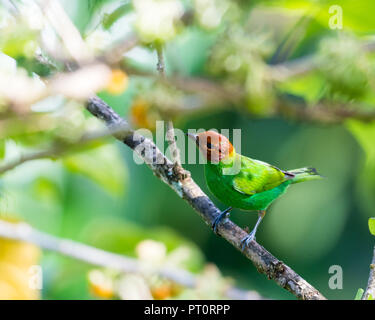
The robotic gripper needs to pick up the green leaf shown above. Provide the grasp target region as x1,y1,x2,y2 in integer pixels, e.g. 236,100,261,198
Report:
0,24,37,58
102,3,132,30
347,120,375,167
15,56,52,77
63,143,127,197
32,177,61,203
266,0,375,32
369,218,375,236
354,288,364,300
0,139,5,160
278,72,326,104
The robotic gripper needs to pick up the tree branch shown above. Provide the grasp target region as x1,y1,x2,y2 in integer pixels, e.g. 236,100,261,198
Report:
124,66,375,124
0,126,129,175
363,245,375,300
155,44,183,170
86,96,326,300
0,220,262,300
155,44,166,78
35,0,325,299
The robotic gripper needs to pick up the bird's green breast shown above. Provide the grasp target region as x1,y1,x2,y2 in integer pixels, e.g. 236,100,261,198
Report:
204,161,291,211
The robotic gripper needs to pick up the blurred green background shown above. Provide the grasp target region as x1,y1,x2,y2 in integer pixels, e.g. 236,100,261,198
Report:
1,0,375,300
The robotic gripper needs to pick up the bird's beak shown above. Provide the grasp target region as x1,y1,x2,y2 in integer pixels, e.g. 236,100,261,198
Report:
186,132,197,141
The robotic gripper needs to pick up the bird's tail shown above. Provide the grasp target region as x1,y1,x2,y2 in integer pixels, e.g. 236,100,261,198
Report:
287,167,323,184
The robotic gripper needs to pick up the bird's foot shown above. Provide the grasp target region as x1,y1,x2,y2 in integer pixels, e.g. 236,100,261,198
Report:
212,207,232,234
240,231,256,251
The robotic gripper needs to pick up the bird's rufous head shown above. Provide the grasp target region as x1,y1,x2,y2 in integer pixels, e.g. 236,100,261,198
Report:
187,130,234,163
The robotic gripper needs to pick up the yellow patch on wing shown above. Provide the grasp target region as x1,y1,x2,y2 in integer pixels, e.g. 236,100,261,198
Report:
231,156,286,195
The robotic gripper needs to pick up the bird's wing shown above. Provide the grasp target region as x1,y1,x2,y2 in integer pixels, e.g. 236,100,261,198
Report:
232,155,288,196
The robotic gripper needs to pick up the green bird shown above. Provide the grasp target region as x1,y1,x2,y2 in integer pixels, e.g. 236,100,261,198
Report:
187,130,322,249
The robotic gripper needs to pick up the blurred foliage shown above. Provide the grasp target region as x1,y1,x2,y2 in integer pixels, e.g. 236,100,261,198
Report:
354,288,364,300
0,237,40,299
87,239,230,300
63,143,127,197
317,36,373,100
369,218,375,236
1,0,375,300
0,217,41,300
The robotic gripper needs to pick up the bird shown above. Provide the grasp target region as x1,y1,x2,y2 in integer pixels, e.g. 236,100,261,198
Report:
187,130,322,250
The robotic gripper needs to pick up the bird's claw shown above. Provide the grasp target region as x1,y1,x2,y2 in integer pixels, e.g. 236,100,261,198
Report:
211,207,232,234
240,232,256,251
212,215,226,234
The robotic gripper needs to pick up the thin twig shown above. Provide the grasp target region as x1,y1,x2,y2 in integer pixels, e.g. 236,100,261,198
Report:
270,54,316,81
155,44,182,167
165,121,182,167
0,220,263,300
0,125,130,175
156,44,166,78
363,245,375,300
0,148,58,175
101,34,138,66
